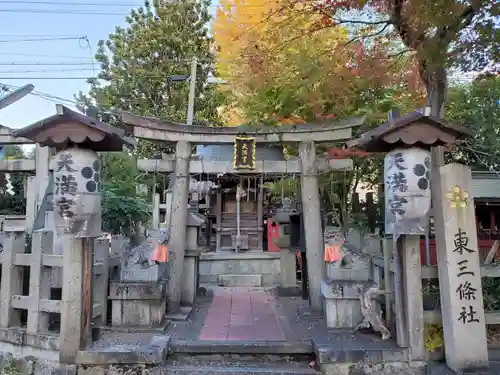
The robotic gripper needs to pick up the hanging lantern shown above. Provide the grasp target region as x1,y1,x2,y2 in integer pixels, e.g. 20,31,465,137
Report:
53,148,102,237
384,148,431,235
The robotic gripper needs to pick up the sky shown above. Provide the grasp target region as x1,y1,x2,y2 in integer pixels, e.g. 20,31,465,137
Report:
0,1,483,134
0,0,218,130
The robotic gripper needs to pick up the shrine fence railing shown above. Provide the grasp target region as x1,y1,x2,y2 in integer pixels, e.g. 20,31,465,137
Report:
0,230,111,353
372,253,500,358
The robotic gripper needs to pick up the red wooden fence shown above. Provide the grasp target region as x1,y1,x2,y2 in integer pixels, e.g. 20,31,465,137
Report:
420,239,497,265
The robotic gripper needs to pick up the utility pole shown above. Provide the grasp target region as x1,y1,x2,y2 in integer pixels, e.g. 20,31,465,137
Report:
186,56,197,125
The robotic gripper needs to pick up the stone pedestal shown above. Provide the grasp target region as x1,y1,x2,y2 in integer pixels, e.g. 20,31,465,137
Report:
59,236,94,364
170,214,205,320
186,212,206,252
322,246,372,329
181,250,201,309
321,280,366,328
109,282,167,331
276,249,300,296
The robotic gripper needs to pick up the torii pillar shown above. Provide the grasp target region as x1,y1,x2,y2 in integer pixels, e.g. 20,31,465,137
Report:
299,141,325,312
167,140,191,317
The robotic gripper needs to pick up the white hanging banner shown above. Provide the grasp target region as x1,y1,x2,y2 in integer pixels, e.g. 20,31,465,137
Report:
384,148,431,235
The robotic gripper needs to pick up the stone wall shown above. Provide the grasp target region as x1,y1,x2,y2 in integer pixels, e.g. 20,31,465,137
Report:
199,252,281,286
0,342,59,375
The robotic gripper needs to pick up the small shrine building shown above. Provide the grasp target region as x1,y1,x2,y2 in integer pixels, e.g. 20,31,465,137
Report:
120,110,360,310
194,143,287,252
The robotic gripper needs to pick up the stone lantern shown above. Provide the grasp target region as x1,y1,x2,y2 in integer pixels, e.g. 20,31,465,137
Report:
272,197,300,296
14,104,133,363
272,197,294,249
349,107,489,372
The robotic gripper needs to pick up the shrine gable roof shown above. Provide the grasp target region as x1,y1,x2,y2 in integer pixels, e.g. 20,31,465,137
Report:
14,104,134,151
348,109,474,153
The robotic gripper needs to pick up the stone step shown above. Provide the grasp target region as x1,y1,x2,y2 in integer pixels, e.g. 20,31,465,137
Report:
163,353,318,375
160,365,318,374
222,213,258,218
221,221,258,225
218,274,263,287
218,227,262,232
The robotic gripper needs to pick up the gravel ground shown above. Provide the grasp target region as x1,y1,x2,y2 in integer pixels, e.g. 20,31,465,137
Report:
165,293,215,341
90,332,156,351
428,361,500,375
271,292,326,343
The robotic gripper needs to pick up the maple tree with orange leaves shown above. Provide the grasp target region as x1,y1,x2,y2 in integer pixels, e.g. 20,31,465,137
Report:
212,0,426,126
292,0,498,117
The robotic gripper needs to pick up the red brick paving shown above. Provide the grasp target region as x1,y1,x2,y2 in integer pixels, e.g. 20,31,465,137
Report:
199,287,286,341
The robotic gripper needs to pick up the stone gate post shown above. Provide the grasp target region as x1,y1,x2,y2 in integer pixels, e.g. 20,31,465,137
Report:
13,104,131,364
348,107,475,368
433,163,488,371
299,141,325,312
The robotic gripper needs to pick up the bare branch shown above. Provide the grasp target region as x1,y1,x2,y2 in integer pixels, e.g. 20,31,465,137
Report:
389,0,427,50
437,4,479,44
346,23,391,45
333,18,391,26
229,3,293,42
270,24,336,53
389,49,411,58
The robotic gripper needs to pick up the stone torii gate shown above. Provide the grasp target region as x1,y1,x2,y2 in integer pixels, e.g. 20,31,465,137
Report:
0,127,51,232
118,111,362,312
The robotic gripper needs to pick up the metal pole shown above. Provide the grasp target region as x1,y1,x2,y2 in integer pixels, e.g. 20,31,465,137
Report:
186,56,197,125
236,183,241,253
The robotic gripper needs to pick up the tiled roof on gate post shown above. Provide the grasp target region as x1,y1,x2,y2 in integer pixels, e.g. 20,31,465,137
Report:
348,107,474,153
14,104,135,152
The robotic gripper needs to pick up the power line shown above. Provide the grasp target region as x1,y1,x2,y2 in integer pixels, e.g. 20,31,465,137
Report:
0,52,94,59
0,36,85,43
1,82,78,104
1,0,137,6
0,9,127,16
0,62,95,65
0,33,86,37
0,0,273,7
0,68,95,73
0,77,92,80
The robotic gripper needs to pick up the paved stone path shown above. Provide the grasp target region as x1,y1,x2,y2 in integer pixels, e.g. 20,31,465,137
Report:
199,287,286,341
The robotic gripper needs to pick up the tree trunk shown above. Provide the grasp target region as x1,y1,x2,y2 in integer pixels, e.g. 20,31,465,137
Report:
420,61,448,169
419,62,448,118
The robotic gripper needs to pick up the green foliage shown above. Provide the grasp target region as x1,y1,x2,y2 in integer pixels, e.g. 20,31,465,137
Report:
1,359,23,375
0,145,27,215
100,151,140,197
424,323,444,353
75,0,224,159
482,277,500,312
98,151,151,236
101,184,151,237
318,86,422,230
446,75,500,170
74,0,226,228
